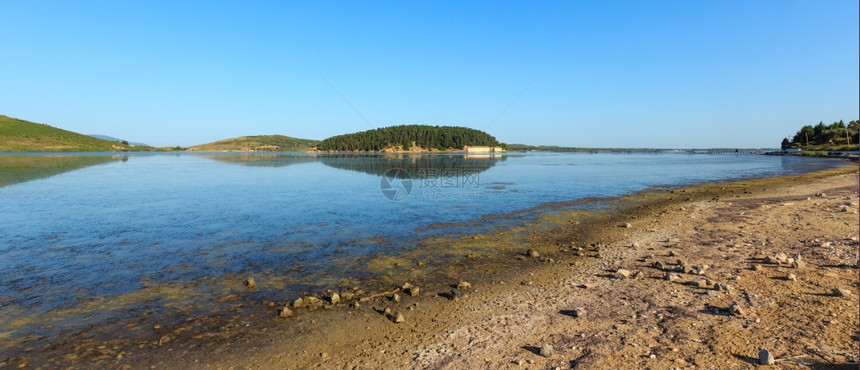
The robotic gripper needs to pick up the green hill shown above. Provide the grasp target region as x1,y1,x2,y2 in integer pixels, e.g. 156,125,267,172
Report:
189,135,320,152
0,115,128,152
783,120,858,151
315,125,501,152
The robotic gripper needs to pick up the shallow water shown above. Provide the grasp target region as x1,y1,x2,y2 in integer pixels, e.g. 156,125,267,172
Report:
0,151,845,344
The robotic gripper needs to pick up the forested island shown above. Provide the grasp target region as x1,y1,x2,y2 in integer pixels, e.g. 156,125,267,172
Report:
782,120,858,152
314,125,502,152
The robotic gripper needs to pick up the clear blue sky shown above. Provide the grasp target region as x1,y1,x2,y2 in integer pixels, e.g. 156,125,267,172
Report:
1,1,857,148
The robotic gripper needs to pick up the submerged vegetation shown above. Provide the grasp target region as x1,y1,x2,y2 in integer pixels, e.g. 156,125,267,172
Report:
314,125,501,152
782,120,859,151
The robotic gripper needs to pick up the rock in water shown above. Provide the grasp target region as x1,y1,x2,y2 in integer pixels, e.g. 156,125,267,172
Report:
539,344,554,358
457,281,472,290
758,348,774,365
279,306,293,318
614,269,631,279
243,278,256,289
527,249,540,258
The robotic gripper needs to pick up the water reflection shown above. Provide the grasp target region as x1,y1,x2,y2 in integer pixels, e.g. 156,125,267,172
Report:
0,154,122,187
198,152,317,168
318,154,506,178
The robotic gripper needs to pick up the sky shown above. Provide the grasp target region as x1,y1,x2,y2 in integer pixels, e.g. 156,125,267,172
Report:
0,1,857,148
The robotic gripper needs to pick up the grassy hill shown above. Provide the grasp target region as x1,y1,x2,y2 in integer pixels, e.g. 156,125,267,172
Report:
0,115,129,152
189,135,320,152
314,125,501,152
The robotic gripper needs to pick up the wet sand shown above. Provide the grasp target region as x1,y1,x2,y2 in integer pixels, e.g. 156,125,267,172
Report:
4,164,858,369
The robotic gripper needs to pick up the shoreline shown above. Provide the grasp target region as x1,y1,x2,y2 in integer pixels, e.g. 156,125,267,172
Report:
3,164,856,368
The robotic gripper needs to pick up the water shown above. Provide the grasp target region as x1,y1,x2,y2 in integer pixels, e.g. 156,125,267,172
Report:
0,152,845,344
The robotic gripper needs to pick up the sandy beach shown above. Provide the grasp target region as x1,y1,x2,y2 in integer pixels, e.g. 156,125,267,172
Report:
4,164,858,369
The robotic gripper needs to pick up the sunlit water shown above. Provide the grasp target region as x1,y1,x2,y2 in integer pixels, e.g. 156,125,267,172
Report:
0,152,845,343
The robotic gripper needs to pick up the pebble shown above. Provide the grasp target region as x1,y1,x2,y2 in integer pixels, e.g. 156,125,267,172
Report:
527,249,540,258
393,293,401,303
614,269,631,279
572,307,585,318
450,289,467,300
758,348,775,365
652,261,665,270
833,288,852,297
632,271,644,279
728,302,744,317
293,298,306,309
393,312,405,323
539,344,554,358
620,223,632,228
402,283,420,297
752,264,764,271
457,281,472,290
329,293,341,304
521,280,533,286
664,272,681,282
787,274,797,281
243,278,256,289
668,250,678,257
279,306,293,318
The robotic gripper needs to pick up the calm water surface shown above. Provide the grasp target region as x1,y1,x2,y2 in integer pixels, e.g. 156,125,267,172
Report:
0,152,845,342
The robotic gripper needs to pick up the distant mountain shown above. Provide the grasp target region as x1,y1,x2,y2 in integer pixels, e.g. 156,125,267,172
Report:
0,115,129,152
188,135,320,152
314,125,501,152
88,134,148,147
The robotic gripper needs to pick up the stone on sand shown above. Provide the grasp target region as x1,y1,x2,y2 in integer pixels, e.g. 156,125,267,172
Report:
758,348,774,365
457,281,472,290
243,278,256,289
833,288,852,297
614,269,631,279
279,306,293,318
539,344,554,358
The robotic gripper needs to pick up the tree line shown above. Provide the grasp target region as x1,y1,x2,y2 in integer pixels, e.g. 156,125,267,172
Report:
782,120,859,150
315,125,501,151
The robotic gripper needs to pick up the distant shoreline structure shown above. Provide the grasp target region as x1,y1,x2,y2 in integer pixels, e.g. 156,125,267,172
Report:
463,145,505,153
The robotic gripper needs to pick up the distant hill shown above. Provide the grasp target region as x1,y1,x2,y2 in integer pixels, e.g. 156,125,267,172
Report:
189,135,320,152
88,134,148,147
314,125,501,152
0,115,129,152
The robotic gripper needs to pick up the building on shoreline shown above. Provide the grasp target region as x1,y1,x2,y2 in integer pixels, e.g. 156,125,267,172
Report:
464,145,505,153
